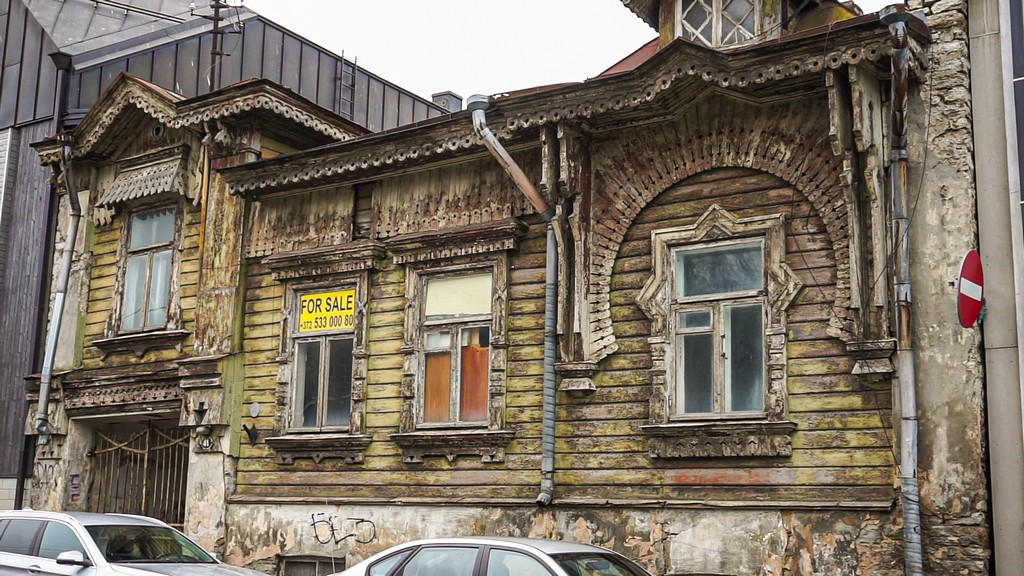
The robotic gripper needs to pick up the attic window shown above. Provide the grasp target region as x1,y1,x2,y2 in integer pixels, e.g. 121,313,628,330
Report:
680,0,758,48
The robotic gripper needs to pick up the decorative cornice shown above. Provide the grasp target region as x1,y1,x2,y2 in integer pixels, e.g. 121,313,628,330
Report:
265,434,372,465
642,420,797,458
384,218,528,264
263,239,387,280
92,329,191,358
172,92,357,141
64,381,182,412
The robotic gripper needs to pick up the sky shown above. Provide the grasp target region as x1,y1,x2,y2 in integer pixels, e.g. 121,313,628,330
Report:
240,0,896,103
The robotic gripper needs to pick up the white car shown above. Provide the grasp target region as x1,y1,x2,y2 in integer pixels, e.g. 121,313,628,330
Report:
0,510,265,576
332,537,653,576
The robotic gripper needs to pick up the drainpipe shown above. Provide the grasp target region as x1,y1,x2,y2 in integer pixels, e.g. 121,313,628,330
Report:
35,137,81,446
880,6,923,575
467,95,559,505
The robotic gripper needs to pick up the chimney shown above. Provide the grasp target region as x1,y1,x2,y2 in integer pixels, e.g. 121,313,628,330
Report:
432,91,463,112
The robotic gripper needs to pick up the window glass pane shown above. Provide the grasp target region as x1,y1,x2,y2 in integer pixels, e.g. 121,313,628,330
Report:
487,549,551,576
459,326,490,422
679,333,714,414
146,249,171,327
129,208,175,249
326,339,354,427
725,304,764,412
681,0,713,47
398,547,478,576
38,522,85,560
424,347,452,423
425,330,451,350
369,551,412,576
122,254,148,330
552,553,641,576
0,519,43,555
424,273,491,319
295,341,322,427
676,242,762,297
678,310,711,329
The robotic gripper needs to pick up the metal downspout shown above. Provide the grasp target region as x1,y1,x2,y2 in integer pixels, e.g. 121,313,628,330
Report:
35,138,81,446
467,95,559,505
880,6,923,575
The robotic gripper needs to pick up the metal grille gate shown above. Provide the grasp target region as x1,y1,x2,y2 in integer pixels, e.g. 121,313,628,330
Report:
89,422,190,528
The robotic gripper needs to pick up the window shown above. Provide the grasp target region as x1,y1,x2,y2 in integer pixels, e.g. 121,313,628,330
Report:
280,557,345,576
368,551,413,576
397,547,478,576
37,522,86,560
420,272,492,426
121,207,175,331
486,549,552,576
672,240,764,416
291,288,357,430
680,0,758,48
0,519,43,555
636,205,801,458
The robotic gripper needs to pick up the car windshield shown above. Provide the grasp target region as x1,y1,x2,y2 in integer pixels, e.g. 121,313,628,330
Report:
550,552,649,576
86,525,216,564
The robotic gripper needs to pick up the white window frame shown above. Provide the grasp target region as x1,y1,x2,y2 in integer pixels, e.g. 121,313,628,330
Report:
678,0,760,48
117,205,178,334
670,239,766,418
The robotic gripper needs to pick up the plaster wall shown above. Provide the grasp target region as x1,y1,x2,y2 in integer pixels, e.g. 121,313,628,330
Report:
906,0,990,572
224,503,905,576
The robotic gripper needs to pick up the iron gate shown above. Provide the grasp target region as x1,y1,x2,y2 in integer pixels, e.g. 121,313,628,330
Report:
89,421,190,528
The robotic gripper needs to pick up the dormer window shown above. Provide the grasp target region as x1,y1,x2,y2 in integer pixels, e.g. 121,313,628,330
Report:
680,0,758,47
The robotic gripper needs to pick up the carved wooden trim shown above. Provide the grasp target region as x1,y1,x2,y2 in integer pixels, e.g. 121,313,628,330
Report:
389,430,515,463
642,420,797,458
263,240,387,280
265,434,372,465
384,218,528,264
63,380,182,412
92,329,190,358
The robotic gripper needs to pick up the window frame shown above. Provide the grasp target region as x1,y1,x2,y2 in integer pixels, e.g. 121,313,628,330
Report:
116,204,180,334
669,238,767,419
286,283,360,434
415,268,495,429
636,205,802,458
678,0,760,48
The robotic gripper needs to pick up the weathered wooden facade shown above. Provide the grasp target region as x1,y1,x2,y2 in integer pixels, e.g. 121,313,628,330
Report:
0,0,448,511
28,0,995,574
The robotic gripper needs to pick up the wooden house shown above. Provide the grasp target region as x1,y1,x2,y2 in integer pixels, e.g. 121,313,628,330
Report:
29,0,996,574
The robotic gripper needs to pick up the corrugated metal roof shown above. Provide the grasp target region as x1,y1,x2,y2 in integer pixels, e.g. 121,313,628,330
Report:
96,153,185,207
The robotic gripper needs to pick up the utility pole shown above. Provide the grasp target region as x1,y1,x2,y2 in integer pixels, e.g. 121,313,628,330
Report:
210,0,227,90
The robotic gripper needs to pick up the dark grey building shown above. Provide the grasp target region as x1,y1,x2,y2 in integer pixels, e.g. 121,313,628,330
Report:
0,0,447,509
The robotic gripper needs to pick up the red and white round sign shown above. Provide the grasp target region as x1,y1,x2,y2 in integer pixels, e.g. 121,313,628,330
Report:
957,249,984,328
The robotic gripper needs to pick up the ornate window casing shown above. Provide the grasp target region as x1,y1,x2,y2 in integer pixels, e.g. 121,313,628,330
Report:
678,0,759,48
391,256,514,463
637,205,801,458
265,256,377,465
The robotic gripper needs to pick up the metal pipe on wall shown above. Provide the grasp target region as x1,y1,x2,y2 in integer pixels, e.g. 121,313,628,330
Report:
467,94,559,505
880,6,923,575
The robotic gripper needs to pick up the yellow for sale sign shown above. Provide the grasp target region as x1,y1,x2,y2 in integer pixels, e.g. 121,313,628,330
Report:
298,289,356,333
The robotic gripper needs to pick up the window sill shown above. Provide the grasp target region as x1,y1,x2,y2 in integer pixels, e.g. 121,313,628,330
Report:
264,433,372,465
390,429,515,463
92,329,190,358
641,420,796,458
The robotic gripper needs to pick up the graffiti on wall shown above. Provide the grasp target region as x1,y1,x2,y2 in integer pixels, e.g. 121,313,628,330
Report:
68,473,82,504
310,513,376,545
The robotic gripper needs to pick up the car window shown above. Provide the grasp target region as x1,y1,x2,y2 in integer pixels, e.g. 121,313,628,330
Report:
396,546,477,576
0,519,43,556
485,549,552,576
368,550,412,576
38,522,87,560
551,553,648,576
86,525,216,564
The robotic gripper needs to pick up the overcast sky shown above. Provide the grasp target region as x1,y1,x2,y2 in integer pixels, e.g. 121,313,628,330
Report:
240,0,896,103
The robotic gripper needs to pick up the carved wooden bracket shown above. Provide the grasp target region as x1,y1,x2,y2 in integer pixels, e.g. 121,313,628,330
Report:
642,420,796,458
555,361,598,397
265,434,372,465
389,429,515,464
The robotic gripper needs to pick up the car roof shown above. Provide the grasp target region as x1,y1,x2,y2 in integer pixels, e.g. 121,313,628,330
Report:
0,510,169,527
383,536,617,555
